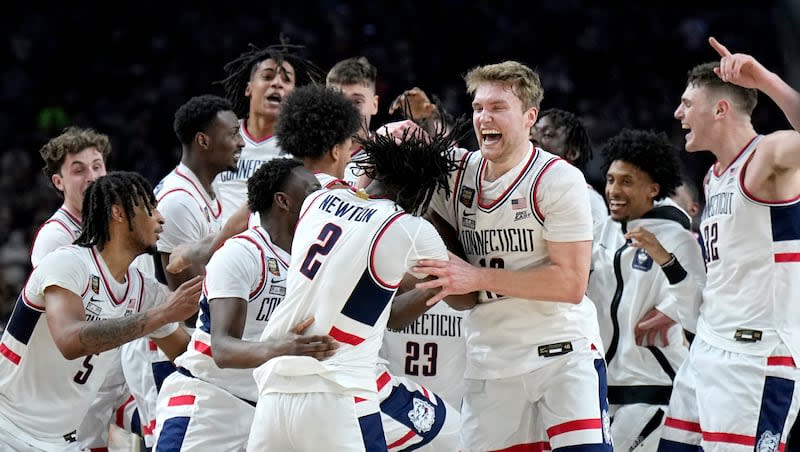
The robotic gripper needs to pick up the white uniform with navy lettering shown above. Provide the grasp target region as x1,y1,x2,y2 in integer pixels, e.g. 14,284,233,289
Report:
248,187,449,452
661,136,800,451
588,200,705,451
154,226,289,451
0,245,175,451
213,120,283,223
430,144,610,451
30,206,141,450
31,206,82,267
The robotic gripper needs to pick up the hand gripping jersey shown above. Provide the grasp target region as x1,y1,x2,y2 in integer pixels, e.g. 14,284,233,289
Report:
212,119,284,223
30,206,82,267
429,144,601,379
175,226,290,402
253,187,448,399
155,163,224,255
0,246,174,449
697,135,800,362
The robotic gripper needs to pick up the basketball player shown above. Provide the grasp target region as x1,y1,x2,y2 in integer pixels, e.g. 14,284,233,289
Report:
588,129,705,451
32,127,152,450
246,119,474,451
274,84,467,451
213,42,323,222
325,56,379,187
659,37,800,451
414,61,611,451
153,158,337,450
530,108,608,230
0,172,201,451
32,127,110,267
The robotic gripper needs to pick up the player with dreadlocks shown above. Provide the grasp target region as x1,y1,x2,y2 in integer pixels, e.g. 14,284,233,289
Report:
531,108,608,230
247,122,475,451
0,172,202,450
212,40,324,222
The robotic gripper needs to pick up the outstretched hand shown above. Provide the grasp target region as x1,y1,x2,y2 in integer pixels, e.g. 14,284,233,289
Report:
388,87,437,121
709,36,771,89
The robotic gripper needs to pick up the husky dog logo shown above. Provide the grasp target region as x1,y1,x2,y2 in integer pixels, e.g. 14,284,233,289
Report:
408,397,436,433
756,431,779,452
631,248,653,271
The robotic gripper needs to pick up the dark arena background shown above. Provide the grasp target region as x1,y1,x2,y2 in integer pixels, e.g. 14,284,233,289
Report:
0,0,797,322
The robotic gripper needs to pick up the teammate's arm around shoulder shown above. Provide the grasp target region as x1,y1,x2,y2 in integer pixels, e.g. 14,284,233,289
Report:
45,276,202,360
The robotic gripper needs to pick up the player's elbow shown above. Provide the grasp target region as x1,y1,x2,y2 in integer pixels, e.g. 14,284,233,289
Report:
55,339,87,361
560,277,588,304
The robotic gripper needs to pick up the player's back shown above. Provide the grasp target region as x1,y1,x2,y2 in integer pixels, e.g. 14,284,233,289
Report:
254,187,446,399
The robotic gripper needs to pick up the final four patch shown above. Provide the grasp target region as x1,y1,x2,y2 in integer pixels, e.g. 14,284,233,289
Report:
460,187,475,208
91,275,100,294
267,258,280,276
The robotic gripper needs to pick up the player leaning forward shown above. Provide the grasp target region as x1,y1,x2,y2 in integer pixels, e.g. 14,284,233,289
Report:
0,172,201,451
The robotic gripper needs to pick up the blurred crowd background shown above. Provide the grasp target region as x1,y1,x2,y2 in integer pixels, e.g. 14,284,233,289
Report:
1,1,798,321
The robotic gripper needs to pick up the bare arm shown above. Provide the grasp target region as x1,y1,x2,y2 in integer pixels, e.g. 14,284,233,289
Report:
45,276,202,360
165,203,250,275
209,298,337,369
152,327,191,361
388,274,477,330
414,240,592,306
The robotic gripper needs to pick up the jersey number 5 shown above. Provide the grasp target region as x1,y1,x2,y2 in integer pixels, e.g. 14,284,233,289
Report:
300,223,343,280
73,354,98,385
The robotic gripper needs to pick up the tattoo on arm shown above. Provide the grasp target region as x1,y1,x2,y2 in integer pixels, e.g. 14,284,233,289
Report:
77,312,151,354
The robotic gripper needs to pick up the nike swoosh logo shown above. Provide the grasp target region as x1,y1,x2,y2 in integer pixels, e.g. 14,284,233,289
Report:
89,296,103,303
463,211,476,217
271,278,286,284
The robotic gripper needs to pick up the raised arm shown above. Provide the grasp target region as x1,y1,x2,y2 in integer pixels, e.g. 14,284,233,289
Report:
711,37,800,132
45,276,202,360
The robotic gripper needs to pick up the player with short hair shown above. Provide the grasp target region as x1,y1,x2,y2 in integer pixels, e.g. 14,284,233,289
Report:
660,37,800,451
153,158,337,451
588,129,705,451
415,60,611,451
213,42,323,221
0,172,201,451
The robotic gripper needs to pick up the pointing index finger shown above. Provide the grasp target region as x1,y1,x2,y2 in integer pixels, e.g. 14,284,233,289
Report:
708,37,731,57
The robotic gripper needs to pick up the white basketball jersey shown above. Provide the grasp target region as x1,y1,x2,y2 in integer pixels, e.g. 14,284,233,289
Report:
381,301,466,408
31,206,82,267
213,119,284,222
155,163,223,254
430,145,600,380
176,226,289,402
253,188,448,399
697,135,800,361
343,147,365,187
0,246,171,448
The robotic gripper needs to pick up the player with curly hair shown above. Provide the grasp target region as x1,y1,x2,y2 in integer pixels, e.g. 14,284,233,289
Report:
587,129,706,451
247,121,475,451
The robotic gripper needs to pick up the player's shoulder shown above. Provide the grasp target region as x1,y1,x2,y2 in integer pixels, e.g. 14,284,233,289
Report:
33,244,91,276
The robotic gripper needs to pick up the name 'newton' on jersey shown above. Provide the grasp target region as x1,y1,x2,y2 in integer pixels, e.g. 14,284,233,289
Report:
253,187,448,400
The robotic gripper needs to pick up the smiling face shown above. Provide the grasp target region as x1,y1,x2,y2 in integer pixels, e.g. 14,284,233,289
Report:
674,83,717,153
246,58,297,119
605,160,659,222
53,147,107,216
472,81,538,169
203,110,245,173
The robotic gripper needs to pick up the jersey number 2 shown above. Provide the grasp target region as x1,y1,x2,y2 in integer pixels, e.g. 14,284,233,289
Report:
300,224,343,280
